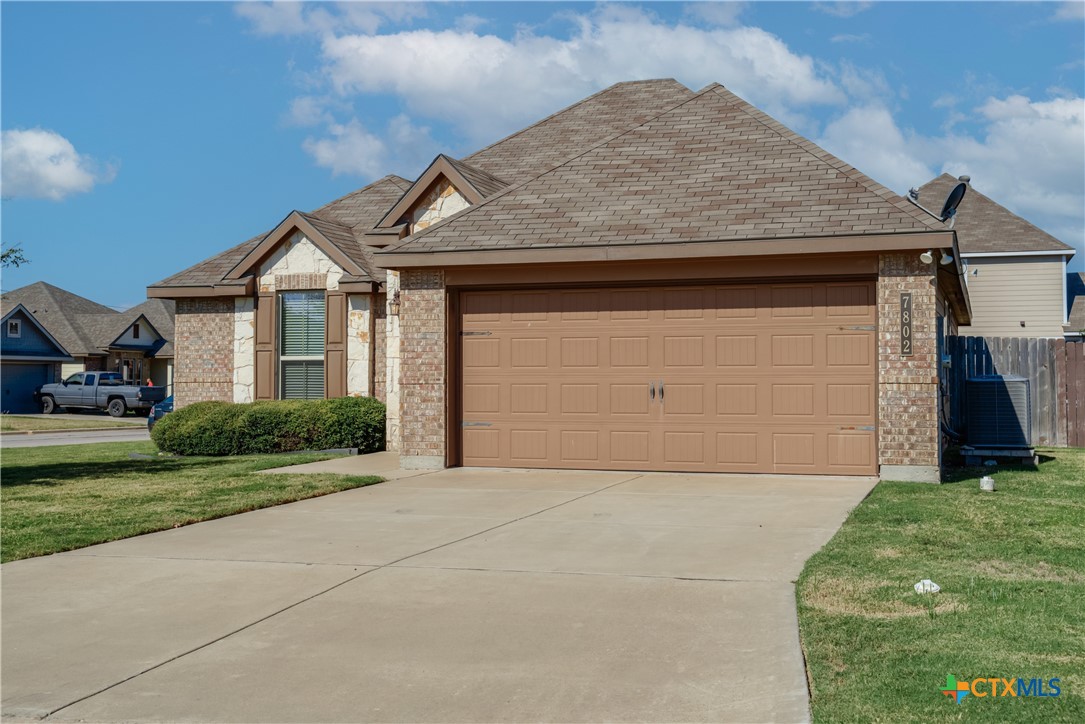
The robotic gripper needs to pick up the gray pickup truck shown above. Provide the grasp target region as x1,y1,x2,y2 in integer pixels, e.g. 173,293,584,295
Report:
36,371,167,417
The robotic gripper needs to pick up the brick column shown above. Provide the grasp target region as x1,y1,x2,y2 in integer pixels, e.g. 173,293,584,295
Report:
174,298,233,408
877,253,941,482
398,270,446,469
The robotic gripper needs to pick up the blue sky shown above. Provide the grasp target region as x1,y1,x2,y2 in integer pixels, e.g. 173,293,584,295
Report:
2,1,1083,309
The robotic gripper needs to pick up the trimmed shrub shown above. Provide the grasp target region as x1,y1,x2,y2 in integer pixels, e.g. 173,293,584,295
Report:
152,397,386,456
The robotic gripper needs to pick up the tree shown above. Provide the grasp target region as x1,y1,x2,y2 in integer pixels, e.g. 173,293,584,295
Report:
1,244,29,268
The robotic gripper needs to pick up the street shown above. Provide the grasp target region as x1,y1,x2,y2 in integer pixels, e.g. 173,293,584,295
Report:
1,427,150,448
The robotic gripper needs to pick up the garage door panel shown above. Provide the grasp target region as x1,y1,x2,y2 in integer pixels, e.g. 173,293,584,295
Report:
460,281,876,474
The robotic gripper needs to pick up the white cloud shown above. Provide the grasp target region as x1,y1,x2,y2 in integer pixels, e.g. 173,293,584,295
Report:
318,6,845,144
235,1,426,37
830,33,870,43
813,2,873,19
302,120,386,177
301,114,438,178
1053,1,1085,21
284,95,334,127
817,106,934,193
817,94,1085,263
1,128,114,201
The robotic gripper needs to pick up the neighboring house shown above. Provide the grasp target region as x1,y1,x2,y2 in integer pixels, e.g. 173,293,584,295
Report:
0,282,175,412
917,174,1076,338
0,303,74,413
1066,272,1085,340
150,79,973,482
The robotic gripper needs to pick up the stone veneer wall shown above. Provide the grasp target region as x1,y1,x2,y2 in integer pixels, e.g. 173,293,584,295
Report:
233,298,254,403
397,269,445,467
383,272,402,452
346,294,371,397
410,180,470,233
877,253,940,482
175,298,233,408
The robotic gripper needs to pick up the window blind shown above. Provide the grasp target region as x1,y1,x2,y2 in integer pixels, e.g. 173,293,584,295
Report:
280,292,325,356
281,360,325,399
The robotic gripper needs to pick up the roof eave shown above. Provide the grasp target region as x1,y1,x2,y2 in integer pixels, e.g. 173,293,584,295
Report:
147,278,255,299
378,230,957,268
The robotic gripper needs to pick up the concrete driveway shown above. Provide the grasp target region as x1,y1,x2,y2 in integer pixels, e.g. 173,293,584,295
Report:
1,455,875,723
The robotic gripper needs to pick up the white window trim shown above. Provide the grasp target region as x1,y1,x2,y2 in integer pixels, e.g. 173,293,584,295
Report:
7,319,21,338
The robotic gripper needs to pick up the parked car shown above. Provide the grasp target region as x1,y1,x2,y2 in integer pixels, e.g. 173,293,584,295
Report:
36,371,167,417
147,394,174,431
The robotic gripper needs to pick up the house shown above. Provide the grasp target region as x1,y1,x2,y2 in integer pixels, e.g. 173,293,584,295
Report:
0,282,175,413
917,174,1076,338
1067,272,1085,339
149,80,972,482
0,303,74,413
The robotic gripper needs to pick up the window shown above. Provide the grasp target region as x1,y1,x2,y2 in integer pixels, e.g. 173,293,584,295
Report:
279,291,325,399
132,323,140,339
65,373,85,386
84,374,96,386
6,319,21,338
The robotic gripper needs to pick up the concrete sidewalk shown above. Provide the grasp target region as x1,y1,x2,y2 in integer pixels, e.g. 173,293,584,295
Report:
1,456,876,723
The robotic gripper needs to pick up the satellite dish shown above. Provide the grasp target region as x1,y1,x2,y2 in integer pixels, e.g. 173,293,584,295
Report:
939,183,967,222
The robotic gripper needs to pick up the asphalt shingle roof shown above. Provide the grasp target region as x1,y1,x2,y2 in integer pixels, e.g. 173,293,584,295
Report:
918,174,1074,255
0,282,117,356
382,84,938,257
0,282,176,357
464,79,696,185
150,80,695,291
445,157,509,198
151,175,411,289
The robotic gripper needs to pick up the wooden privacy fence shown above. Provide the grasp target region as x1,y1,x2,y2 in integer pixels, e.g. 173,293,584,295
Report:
946,336,1085,448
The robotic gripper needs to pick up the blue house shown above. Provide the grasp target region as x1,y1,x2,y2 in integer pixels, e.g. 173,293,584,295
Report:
0,303,73,413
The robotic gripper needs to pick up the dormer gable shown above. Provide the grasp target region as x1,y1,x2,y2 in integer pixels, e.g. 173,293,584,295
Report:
375,155,509,236
224,210,372,284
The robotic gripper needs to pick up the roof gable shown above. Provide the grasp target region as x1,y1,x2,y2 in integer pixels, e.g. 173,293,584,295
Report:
0,282,118,356
225,210,369,282
149,175,411,295
376,155,506,229
1,304,73,359
380,84,940,259
918,174,1074,255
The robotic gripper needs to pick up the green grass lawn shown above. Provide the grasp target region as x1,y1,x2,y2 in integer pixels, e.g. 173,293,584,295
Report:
0,442,382,562
0,414,141,432
797,447,1085,722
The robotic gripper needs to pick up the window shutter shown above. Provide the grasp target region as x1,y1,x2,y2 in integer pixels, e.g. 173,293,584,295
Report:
325,291,347,398
255,291,276,400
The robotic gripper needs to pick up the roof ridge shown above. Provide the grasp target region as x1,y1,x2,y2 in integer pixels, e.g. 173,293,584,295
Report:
382,82,722,253
463,79,686,166
707,86,939,231
311,174,413,216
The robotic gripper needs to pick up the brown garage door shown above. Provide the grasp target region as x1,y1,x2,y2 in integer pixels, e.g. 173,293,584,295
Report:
459,281,876,474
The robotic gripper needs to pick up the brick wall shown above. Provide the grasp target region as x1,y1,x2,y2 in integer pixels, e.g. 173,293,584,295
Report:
877,253,939,472
174,298,233,408
398,270,445,465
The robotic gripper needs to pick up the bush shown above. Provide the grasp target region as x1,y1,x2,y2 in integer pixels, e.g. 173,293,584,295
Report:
152,397,386,456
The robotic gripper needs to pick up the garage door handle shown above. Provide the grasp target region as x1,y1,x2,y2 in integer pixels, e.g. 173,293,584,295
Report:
649,382,655,400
